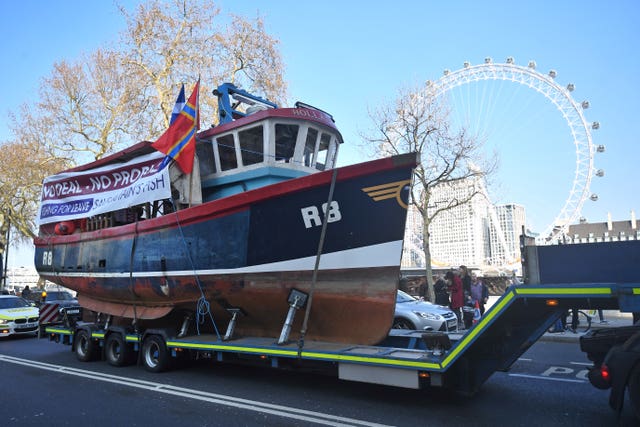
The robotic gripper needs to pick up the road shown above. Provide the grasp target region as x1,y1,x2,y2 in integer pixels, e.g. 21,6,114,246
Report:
0,334,637,426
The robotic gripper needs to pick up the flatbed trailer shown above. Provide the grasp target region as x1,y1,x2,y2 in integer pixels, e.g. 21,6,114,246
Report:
45,281,640,394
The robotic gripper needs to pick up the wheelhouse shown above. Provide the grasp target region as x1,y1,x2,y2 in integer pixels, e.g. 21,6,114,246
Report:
195,102,343,202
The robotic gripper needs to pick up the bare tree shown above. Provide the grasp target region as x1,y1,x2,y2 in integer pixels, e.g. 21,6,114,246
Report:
0,139,68,245
1,0,287,242
363,83,496,301
118,0,287,136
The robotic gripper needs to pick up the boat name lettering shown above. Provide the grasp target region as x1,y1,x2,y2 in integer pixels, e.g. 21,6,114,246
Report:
292,108,329,122
300,201,342,228
42,180,83,198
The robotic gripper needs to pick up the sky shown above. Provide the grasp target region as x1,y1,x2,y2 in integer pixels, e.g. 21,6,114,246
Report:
1,0,639,267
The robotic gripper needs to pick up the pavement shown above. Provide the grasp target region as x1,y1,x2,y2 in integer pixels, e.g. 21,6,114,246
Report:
540,310,634,343
482,296,636,343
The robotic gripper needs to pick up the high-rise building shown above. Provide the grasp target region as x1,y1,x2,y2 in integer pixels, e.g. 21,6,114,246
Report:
401,177,527,271
488,204,526,265
425,177,492,268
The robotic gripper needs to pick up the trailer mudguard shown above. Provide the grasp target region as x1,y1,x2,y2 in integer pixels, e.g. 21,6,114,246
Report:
605,332,640,411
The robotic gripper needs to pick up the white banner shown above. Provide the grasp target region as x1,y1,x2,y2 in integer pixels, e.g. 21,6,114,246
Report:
37,151,171,226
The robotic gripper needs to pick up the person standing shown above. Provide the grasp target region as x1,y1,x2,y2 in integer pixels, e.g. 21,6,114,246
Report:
398,277,409,293
459,265,472,296
434,275,450,307
597,309,607,324
470,273,489,316
418,277,429,301
446,270,464,328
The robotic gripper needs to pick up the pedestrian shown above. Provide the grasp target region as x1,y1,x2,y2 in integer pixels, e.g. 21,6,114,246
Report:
446,270,464,328
597,309,607,324
562,308,579,333
470,273,489,315
434,275,450,307
418,277,429,301
398,277,409,293
21,286,31,299
462,292,475,329
459,265,471,295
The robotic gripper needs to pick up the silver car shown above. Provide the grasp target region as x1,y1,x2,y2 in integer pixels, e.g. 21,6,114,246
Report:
393,290,458,332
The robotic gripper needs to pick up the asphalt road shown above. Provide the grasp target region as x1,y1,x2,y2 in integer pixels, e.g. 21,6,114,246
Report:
0,334,637,426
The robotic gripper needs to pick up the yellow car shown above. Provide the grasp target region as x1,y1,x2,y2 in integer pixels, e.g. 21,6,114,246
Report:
0,295,40,337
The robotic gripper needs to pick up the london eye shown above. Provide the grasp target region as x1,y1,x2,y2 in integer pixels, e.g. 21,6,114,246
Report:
427,57,603,243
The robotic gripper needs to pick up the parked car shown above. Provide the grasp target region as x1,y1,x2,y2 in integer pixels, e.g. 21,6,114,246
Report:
0,295,40,337
41,290,78,307
393,290,458,332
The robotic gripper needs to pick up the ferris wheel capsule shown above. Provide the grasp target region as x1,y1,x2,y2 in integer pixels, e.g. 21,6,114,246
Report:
592,121,600,130
590,194,599,201
548,70,557,78
596,169,605,177
506,56,514,64
528,60,536,69
582,101,590,109
567,83,575,92
597,144,606,153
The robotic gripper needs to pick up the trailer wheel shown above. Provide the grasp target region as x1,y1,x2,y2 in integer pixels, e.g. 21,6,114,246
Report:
141,335,170,373
393,318,416,330
75,329,98,362
105,333,135,367
628,363,640,420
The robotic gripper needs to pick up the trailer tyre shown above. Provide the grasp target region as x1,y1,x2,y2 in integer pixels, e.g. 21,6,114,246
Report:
629,363,640,420
141,335,170,373
105,333,135,367
75,329,98,362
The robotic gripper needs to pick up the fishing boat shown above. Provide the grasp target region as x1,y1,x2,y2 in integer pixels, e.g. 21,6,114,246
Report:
33,83,417,345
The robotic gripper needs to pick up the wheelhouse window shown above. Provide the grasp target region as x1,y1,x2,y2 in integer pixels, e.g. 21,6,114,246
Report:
239,125,264,166
315,133,332,171
217,134,238,171
275,124,298,162
303,128,318,167
196,141,216,175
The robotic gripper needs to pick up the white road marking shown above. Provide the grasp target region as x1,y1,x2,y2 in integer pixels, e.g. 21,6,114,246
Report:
569,361,592,366
0,354,392,427
509,373,586,384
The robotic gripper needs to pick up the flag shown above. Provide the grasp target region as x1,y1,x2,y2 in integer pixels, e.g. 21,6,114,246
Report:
153,80,200,174
170,84,185,125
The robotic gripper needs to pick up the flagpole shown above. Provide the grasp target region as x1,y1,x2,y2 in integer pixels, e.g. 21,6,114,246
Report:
188,77,200,209
188,167,194,208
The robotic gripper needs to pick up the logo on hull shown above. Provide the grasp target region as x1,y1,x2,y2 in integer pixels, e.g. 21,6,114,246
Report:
361,180,411,209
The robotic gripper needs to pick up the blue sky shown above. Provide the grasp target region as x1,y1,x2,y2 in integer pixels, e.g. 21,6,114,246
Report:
2,0,639,266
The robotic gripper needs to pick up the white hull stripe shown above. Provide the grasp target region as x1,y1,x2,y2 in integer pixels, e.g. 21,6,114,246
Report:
45,241,404,279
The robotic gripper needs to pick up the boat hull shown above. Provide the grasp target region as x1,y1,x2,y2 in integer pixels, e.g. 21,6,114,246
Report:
35,153,417,345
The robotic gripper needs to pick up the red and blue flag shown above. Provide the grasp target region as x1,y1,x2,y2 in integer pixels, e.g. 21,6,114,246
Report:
153,81,200,174
170,84,186,125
